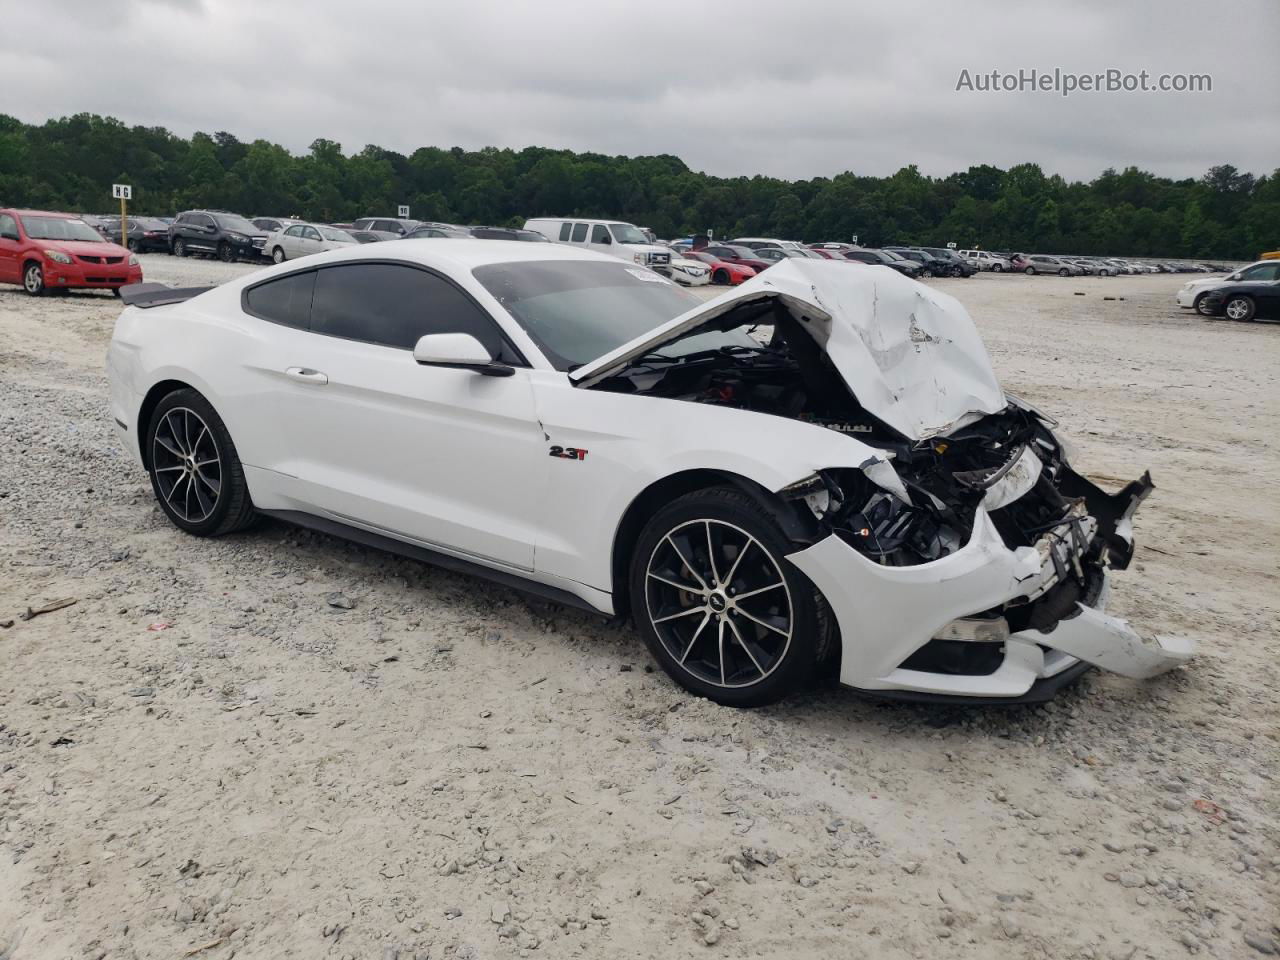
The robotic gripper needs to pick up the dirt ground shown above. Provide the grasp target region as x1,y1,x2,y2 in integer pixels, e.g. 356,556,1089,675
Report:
1,257,1276,960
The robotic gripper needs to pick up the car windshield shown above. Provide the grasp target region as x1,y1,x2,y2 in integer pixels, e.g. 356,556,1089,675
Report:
318,226,354,242
213,214,258,233
21,217,105,242
608,223,649,244
473,260,755,372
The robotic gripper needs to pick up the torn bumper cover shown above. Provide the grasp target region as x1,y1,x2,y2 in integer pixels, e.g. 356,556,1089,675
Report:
786,475,1194,701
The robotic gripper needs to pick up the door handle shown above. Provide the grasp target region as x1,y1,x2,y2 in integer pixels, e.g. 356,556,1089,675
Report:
285,366,328,385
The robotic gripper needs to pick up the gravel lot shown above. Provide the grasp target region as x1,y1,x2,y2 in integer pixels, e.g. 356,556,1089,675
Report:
1,256,1276,960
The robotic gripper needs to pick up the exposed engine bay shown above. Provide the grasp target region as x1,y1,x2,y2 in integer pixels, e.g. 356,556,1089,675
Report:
595,298,1154,652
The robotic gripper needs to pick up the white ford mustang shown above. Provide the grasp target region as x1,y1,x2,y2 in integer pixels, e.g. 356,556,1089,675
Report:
108,242,1194,706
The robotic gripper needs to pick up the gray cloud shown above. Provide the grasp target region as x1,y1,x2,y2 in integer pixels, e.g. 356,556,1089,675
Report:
2,0,1276,181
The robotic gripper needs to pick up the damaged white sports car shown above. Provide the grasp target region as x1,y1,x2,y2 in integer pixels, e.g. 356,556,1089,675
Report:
108,242,1194,706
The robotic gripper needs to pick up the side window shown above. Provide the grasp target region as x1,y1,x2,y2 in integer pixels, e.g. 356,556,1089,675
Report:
244,270,315,329
590,224,610,243
570,223,588,243
310,263,516,360
303,227,321,241
0,213,17,238
195,215,214,229
285,225,303,237
558,222,572,241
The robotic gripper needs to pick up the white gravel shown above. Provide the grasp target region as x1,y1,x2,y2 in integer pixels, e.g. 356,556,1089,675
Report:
0,255,1276,960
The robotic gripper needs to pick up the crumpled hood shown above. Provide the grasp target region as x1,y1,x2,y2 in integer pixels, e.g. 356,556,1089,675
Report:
570,258,1006,440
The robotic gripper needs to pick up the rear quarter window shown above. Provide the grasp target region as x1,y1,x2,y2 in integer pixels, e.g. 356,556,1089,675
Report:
243,271,316,329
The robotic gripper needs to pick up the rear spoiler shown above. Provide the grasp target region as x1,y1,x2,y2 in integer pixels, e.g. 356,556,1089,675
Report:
118,282,215,309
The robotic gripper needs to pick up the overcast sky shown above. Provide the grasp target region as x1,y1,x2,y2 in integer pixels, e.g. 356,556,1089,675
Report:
4,0,1277,183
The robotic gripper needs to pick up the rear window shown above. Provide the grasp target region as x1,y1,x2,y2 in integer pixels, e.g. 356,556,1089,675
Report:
244,270,316,329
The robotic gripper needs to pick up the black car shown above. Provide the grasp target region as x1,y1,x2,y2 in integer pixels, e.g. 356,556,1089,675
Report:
403,223,474,240
839,247,923,278
168,211,268,262
886,247,951,277
1198,281,1280,322
104,216,171,252
918,247,978,277
347,229,399,244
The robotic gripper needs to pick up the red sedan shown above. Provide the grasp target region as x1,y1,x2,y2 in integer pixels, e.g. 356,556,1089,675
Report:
0,208,143,296
681,250,757,285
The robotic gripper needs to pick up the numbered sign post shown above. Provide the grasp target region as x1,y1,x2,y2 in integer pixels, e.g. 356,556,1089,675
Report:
397,205,410,219
112,184,132,247
947,241,957,249
851,234,858,245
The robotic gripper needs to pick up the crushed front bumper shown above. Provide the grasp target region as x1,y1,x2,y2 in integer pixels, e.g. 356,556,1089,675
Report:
786,476,1194,701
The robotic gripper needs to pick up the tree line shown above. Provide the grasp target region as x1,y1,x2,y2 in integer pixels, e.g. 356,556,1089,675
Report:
0,112,1274,259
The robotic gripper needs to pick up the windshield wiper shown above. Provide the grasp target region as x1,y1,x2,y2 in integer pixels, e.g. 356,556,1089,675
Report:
634,343,767,367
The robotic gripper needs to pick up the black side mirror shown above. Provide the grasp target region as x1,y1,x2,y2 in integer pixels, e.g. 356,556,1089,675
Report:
598,235,611,244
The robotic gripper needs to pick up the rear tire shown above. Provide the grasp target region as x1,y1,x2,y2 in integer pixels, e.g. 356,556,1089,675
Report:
712,268,728,285
628,486,831,708
146,389,256,537
992,263,1003,273
1024,266,1035,275
22,261,46,296
127,238,141,253
1058,267,1069,276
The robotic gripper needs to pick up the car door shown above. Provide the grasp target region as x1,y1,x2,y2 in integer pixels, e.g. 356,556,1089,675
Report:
299,225,323,256
0,213,21,284
265,260,545,570
191,214,217,252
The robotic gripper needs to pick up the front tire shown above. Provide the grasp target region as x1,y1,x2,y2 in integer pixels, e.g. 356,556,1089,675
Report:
629,487,830,708
1024,266,1035,275
174,238,188,258
712,268,728,285
272,246,286,264
22,261,45,296
992,263,1003,273
1058,267,1069,276
1224,296,1256,321
217,241,234,263
1194,293,1214,316
127,238,141,253
146,389,255,537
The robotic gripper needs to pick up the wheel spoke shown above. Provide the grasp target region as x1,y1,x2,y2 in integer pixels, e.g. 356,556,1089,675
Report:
653,605,707,624
647,571,704,594
679,612,711,664
194,468,220,497
732,580,785,602
665,535,708,590
720,537,754,588
716,618,727,685
154,464,186,473
727,618,767,678
162,471,184,506
155,435,183,458
704,521,720,585
733,606,790,638
191,474,214,518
